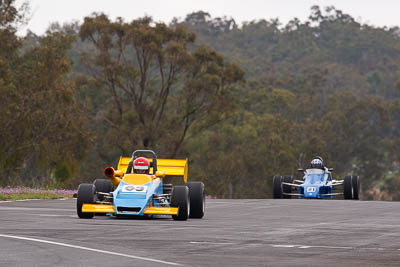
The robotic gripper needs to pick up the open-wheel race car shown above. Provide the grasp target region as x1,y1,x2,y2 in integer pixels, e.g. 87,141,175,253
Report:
273,157,360,200
76,150,205,220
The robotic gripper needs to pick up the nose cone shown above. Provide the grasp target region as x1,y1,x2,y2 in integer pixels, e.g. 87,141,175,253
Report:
304,186,319,198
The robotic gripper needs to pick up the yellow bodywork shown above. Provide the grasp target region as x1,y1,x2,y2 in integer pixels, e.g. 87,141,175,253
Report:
82,204,115,213
108,169,124,187
89,155,186,216
122,174,154,185
82,204,178,215
117,157,132,173
157,158,188,183
143,206,178,215
117,156,188,183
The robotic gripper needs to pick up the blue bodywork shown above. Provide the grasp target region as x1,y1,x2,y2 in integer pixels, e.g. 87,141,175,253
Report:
298,169,333,199
112,178,164,216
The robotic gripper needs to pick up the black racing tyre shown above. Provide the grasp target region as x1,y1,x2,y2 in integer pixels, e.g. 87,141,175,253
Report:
93,179,113,201
171,186,189,221
282,176,293,199
186,182,205,219
343,176,353,200
93,179,113,216
351,176,360,200
273,175,282,199
77,184,96,219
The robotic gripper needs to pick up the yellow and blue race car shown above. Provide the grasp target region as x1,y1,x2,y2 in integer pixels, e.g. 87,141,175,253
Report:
76,150,205,220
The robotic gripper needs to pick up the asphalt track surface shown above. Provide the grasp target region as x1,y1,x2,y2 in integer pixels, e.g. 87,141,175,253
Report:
0,199,400,266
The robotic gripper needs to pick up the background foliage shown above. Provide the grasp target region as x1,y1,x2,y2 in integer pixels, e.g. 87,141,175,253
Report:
2,1,400,199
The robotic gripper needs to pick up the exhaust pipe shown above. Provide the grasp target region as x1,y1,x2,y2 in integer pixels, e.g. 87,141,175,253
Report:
104,166,115,177
104,166,123,186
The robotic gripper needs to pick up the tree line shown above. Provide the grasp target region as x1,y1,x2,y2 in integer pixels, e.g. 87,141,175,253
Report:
1,1,400,200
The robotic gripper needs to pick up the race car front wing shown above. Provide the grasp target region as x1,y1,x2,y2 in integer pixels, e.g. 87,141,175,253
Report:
82,204,178,215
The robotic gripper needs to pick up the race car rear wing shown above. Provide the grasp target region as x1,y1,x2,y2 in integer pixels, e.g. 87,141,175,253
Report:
117,156,188,183
117,157,132,173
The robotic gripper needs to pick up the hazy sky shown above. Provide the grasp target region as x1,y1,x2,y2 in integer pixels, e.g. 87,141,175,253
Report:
16,0,400,35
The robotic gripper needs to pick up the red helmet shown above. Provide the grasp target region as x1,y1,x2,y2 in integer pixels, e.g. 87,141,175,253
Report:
133,157,150,174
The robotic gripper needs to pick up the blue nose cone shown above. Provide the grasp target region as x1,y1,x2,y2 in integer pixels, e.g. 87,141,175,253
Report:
304,186,319,198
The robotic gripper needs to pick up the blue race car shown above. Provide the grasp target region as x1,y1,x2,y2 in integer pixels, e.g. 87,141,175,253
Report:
273,168,360,200
76,150,205,220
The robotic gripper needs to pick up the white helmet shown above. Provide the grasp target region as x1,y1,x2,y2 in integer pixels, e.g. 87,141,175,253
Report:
310,158,324,169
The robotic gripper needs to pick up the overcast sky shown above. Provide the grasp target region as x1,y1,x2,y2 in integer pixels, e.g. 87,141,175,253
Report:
16,0,400,35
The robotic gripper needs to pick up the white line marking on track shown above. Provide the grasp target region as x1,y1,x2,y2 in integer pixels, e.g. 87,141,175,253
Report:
190,242,396,252
272,244,352,250
302,245,352,249
0,234,182,266
272,245,296,248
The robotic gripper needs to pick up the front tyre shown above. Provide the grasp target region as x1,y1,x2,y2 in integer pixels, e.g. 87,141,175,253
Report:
77,184,96,219
351,176,360,200
343,176,353,200
93,179,113,201
171,186,189,221
186,182,205,219
282,176,293,199
273,175,282,199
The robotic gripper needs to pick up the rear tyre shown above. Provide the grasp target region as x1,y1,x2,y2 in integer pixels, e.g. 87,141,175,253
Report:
282,176,293,199
343,176,353,200
186,182,205,219
171,186,189,221
273,175,282,199
93,179,113,201
77,184,96,219
351,176,360,200
163,183,173,194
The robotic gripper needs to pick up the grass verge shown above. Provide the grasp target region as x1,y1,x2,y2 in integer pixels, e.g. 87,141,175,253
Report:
0,187,76,201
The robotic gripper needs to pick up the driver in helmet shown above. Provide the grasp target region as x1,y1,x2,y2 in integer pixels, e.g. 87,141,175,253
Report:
309,156,325,170
133,157,150,174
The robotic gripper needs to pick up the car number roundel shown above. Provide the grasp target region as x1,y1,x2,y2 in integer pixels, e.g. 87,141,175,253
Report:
306,187,316,193
122,185,148,193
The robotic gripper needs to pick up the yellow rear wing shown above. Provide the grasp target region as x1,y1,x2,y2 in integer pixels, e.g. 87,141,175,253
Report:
157,158,188,183
117,156,188,183
117,157,131,173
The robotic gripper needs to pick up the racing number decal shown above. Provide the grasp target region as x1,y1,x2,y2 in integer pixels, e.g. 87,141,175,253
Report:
306,187,316,193
122,185,148,192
